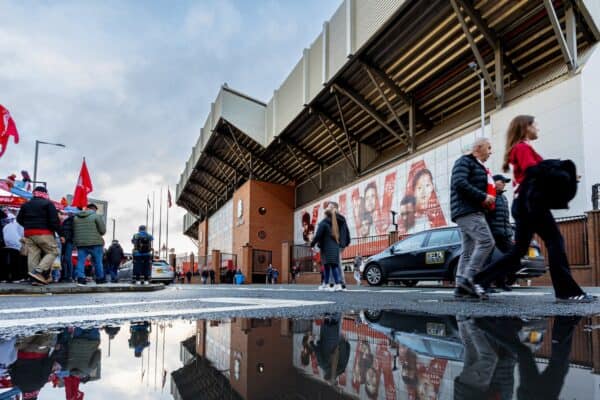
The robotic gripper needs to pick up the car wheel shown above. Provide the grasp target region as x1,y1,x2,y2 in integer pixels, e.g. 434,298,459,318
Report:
363,310,382,323
403,280,418,287
365,264,384,286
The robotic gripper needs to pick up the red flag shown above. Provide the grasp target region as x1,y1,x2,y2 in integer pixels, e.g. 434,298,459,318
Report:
0,105,20,158
72,159,93,208
167,189,172,208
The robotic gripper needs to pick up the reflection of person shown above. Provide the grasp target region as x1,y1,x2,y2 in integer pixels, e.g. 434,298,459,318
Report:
307,314,350,382
129,321,151,358
399,195,430,234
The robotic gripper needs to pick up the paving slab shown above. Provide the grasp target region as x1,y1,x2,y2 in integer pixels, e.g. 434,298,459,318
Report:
0,282,165,295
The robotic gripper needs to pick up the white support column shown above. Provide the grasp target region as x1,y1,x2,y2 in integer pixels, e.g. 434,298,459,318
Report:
302,48,310,105
322,21,329,84
272,90,278,137
566,3,578,70
345,0,355,57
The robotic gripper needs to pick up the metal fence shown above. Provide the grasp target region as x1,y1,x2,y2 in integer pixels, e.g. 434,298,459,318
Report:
341,234,395,260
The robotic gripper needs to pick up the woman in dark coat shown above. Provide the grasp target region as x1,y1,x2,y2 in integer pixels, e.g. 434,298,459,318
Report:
311,207,348,291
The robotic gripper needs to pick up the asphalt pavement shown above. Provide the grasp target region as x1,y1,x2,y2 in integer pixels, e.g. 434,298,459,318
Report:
2,283,599,337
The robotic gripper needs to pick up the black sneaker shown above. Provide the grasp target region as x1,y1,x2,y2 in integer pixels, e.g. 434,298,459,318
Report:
76,278,87,286
556,293,597,303
456,277,488,300
95,279,107,285
454,286,470,298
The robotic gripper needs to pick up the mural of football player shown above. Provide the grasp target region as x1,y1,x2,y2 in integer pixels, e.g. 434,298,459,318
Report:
405,161,447,229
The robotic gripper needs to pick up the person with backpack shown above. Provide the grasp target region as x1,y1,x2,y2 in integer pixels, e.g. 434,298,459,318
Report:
131,225,153,285
105,239,125,283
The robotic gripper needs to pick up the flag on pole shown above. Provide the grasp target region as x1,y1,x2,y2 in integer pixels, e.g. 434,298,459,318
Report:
0,105,19,158
72,159,93,208
167,189,172,208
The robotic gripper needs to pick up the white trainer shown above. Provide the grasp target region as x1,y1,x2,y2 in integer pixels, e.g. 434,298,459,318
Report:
144,281,149,285
333,284,343,292
326,284,335,292
135,281,141,285
317,284,327,291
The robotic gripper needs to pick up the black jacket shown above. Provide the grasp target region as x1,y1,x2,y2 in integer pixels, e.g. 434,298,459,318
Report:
450,154,489,222
61,215,75,243
486,191,513,239
16,196,61,235
106,243,125,265
522,159,578,211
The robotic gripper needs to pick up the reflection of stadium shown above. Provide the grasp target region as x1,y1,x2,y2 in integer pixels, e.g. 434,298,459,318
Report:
177,1,600,285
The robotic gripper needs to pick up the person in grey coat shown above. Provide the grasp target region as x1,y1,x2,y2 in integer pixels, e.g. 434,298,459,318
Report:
311,207,349,292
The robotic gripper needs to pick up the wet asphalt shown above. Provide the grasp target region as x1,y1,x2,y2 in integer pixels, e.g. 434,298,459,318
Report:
1,283,599,337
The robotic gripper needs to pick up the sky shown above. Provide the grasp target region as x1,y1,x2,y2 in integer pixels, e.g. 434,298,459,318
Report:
0,0,341,255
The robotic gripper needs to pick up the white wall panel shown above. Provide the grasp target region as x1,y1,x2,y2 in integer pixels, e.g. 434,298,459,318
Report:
308,33,324,101
275,58,304,135
266,98,274,145
328,3,348,79
222,90,266,146
581,45,600,210
355,0,406,51
207,199,233,253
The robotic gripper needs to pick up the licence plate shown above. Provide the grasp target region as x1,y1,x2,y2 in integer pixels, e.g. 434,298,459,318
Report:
426,322,446,337
528,247,540,258
155,268,163,273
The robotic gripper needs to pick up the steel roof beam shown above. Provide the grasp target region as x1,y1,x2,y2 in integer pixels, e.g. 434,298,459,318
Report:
456,0,522,81
188,177,220,199
544,0,577,71
222,125,254,178
277,137,322,167
224,123,294,181
309,105,359,143
363,66,410,142
316,113,358,175
194,167,227,187
208,156,233,186
358,60,433,130
332,82,409,148
451,0,500,103
283,141,320,193
206,152,243,177
333,92,359,171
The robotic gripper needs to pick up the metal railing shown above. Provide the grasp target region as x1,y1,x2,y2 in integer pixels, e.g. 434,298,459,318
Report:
535,215,589,266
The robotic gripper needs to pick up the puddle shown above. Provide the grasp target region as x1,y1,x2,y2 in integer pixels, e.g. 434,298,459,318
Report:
1,312,599,399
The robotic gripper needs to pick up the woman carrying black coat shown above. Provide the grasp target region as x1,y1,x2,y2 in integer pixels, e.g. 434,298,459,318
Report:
311,206,349,292
475,115,595,302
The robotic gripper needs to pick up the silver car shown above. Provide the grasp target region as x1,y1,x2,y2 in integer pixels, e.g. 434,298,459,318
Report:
117,259,175,284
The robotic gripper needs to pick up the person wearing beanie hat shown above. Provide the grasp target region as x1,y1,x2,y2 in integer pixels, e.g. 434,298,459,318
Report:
16,186,61,285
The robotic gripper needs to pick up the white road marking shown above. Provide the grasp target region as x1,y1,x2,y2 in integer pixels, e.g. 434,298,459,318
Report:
0,297,333,329
495,291,548,296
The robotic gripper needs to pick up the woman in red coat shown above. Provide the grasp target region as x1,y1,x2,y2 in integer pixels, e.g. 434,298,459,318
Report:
475,115,594,302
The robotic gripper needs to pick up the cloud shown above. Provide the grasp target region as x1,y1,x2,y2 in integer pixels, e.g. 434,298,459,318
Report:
0,0,340,254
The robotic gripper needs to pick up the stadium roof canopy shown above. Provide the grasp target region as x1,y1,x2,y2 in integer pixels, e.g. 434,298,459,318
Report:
177,0,600,225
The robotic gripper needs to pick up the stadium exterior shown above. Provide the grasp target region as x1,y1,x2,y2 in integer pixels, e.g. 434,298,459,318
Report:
176,0,600,285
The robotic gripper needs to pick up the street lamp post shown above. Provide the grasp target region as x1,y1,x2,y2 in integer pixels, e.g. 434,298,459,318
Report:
111,218,116,241
468,62,485,137
33,140,66,185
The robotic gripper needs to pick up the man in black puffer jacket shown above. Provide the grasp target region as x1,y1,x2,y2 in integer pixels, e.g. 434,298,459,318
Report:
17,186,61,285
450,138,496,299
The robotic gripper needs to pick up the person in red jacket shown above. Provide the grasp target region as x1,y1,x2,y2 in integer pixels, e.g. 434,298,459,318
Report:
475,115,594,302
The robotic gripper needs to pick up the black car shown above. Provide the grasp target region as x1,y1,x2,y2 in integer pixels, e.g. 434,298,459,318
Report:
361,226,546,286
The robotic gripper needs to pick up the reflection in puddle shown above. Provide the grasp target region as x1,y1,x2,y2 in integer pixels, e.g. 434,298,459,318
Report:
0,312,599,399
